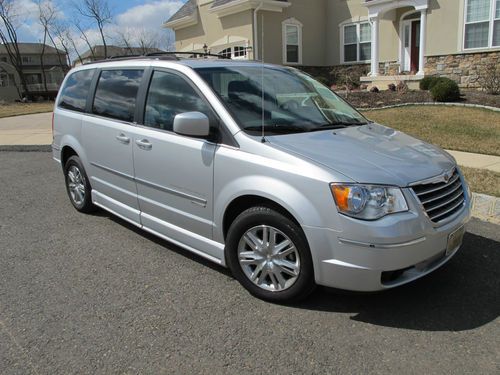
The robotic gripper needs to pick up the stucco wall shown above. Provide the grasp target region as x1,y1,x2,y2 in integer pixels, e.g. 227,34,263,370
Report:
174,2,254,54
258,0,327,66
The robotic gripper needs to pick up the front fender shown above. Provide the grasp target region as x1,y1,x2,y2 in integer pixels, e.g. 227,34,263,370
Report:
213,175,324,243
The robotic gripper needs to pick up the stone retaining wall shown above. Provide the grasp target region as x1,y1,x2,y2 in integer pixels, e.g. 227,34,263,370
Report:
425,51,500,88
298,51,499,89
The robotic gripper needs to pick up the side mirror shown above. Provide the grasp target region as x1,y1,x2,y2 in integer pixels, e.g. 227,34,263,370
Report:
173,112,210,138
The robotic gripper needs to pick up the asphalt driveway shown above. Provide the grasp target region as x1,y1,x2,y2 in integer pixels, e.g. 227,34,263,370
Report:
0,151,499,374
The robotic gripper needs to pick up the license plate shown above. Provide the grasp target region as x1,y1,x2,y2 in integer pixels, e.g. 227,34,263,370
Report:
446,225,465,256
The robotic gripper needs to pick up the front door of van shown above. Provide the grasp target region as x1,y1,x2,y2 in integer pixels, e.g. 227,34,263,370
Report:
131,69,216,248
82,69,144,224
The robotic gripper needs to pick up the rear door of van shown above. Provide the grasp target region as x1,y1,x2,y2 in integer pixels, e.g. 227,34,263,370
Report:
82,68,145,225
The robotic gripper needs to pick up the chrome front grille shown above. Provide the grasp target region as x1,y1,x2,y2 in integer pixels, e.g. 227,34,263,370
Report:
412,169,465,223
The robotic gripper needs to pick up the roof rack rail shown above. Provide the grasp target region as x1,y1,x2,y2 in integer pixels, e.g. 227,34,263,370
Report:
82,51,230,65
145,51,230,59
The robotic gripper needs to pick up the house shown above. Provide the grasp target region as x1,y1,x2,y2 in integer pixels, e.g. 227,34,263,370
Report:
76,45,164,65
164,0,500,89
0,43,68,101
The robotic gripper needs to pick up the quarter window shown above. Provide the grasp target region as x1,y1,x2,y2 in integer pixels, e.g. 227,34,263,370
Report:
92,69,144,122
58,69,95,112
144,70,213,132
464,0,500,48
343,22,372,63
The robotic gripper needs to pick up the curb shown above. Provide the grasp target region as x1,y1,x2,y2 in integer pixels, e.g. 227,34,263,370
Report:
358,102,500,112
0,145,51,152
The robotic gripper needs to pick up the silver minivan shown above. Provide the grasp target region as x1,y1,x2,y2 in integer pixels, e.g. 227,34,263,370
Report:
53,55,471,302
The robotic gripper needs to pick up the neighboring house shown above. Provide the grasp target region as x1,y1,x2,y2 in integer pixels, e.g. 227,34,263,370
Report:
76,45,164,65
164,0,500,89
0,43,68,101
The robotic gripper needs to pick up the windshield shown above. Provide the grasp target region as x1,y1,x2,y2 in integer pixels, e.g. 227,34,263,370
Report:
195,66,369,134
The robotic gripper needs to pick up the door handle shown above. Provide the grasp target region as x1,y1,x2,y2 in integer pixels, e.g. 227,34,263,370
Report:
116,134,130,144
135,139,152,150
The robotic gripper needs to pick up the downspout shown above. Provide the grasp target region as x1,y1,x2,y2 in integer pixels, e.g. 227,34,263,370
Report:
253,2,264,60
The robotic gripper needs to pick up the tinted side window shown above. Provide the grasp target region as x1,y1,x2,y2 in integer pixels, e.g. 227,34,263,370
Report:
58,69,95,112
144,70,213,131
93,69,144,122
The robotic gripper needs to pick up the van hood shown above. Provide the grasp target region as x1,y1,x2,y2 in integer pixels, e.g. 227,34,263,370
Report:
266,123,456,186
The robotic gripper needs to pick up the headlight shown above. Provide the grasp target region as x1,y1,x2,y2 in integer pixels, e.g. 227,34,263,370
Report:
330,183,408,220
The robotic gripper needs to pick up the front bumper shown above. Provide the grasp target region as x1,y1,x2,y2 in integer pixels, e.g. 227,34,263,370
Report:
303,185,472,292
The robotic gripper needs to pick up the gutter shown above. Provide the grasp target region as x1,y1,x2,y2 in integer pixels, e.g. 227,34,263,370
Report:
253,2,264,60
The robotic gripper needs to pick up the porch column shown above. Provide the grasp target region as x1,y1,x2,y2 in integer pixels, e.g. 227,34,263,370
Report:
370,17,379,77
417,9,427,76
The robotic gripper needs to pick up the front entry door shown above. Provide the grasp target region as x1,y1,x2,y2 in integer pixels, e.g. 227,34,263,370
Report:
410,21,421,73
132,69,219,256
402,19,420,73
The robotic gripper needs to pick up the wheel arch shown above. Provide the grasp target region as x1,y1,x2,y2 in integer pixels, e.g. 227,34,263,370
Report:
61,145,78,168
222,195,302,241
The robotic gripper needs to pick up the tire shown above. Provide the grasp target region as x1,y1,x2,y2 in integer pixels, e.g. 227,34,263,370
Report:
64,155,96,213
226,206,316,303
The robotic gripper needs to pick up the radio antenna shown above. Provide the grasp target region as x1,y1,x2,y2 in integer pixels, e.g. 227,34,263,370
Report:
260,13,265,143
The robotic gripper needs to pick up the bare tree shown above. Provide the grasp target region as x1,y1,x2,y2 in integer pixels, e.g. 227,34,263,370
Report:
0,0,29,98
38,0,70,93
38,0,56,93
74,0,111,58
75,22,96,60
115,27,163,55
52,21,76,67
114,28,134,54
64,29,85,65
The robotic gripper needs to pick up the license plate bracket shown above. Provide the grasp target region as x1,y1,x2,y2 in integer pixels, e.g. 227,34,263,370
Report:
446,225,465,256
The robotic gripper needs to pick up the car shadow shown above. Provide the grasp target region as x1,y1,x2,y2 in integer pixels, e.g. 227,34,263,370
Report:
103,211,498,332
296,232,499,332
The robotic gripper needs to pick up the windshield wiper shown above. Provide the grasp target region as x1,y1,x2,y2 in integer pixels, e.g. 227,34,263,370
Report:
244,124,308,133
310,121,368,131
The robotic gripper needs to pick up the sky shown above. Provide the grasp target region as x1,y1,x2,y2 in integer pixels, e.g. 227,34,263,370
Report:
7,0,187,57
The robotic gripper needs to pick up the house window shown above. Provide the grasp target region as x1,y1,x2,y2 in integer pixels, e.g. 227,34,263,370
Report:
218,46,247,59
233,46,247,58
22,56,34,64
464,0,500,48
220,48,232,59
343,22,371,63
282,18,302,65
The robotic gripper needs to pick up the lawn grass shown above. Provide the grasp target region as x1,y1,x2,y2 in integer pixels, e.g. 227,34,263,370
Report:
364,106,500,156
461,167,500,197
0,102,54,118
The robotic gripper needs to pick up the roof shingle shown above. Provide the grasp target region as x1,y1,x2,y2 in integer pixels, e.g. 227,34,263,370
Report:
166,0,197,23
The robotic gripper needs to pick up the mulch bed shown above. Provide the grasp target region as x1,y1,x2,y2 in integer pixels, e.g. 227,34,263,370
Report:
337,90,500,109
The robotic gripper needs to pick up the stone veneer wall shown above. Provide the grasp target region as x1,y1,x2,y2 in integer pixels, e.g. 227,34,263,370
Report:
425,51,500,88
298,61,399,86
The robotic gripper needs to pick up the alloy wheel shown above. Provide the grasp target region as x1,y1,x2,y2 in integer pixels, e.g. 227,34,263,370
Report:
67,165,86,206
237,225,300,292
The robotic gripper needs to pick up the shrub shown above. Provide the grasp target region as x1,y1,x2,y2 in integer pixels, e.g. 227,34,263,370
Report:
387,83,396,91
369,86,379,93
430,79,461,102
477,62,500,95
420,76,440,90
315,76,331,86
396,80,408,94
